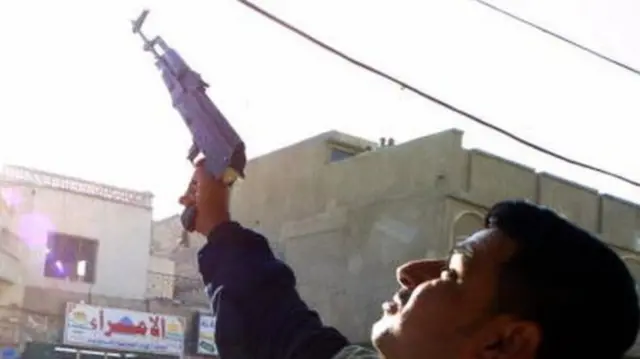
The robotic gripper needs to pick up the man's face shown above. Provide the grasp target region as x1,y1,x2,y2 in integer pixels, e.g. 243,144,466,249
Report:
372,228,540,359
178,162,229,235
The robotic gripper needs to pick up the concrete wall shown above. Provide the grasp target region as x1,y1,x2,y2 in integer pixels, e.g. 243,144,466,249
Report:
147,255,176,299
0,187,30,305
0,229,27,306
150,215,206,280
0,166,155,305
230,129,464,243
0,167,218,351
21,186,152,299
150,215,210,308
152,128,640,343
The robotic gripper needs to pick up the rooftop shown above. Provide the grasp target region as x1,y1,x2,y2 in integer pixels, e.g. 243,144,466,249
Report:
0,165,154,209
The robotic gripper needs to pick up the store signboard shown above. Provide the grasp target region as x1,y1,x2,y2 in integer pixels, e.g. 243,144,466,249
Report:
196,314,218,355
63,302,186,356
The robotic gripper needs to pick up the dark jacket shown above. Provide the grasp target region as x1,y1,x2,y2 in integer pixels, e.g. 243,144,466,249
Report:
198,221,376,359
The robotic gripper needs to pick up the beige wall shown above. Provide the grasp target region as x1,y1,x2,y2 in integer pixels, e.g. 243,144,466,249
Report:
147,255,176,299
152,128,640,343
18,185,153,299
0,167,212,349
150,216,210,308
0,186,30,308
0,229,28,300
0,165,156,310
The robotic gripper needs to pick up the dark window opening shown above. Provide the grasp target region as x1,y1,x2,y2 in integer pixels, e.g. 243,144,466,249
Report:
329,148,356,163
44,233,98,283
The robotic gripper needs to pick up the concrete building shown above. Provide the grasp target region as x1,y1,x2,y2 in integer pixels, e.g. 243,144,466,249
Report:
153,128,640,350
150,215,208,307
0,165,204,358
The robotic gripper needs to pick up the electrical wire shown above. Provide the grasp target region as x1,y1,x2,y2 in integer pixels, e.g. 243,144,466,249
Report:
472,0,640,77
236,0,640,188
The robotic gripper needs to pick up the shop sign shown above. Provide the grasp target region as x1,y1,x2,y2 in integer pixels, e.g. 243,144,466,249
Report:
196,314,217,355
63,302,185,356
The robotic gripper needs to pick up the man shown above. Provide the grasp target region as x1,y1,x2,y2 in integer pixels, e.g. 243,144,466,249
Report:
180,162,640,359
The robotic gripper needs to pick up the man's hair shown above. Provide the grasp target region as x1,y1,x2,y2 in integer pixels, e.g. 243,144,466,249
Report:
485,199,639,359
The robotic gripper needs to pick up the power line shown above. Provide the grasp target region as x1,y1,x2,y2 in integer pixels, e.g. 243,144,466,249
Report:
236,0,640,188
472,0,640,77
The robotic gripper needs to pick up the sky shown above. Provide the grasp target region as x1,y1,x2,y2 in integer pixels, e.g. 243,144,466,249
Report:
0,0,639,220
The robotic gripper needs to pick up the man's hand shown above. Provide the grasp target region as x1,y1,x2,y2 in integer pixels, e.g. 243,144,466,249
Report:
179,160,231,236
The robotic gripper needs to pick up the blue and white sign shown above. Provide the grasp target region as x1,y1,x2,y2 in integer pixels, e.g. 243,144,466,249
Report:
197,314,218,355
1,346,18,359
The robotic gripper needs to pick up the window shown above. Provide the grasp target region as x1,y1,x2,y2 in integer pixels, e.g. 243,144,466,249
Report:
44,232,98,283
329,148,356,163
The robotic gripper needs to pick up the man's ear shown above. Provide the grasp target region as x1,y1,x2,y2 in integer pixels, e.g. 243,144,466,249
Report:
479,320,541,359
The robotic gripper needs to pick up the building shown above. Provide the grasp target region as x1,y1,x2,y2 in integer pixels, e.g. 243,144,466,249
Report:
150,215,209,308
0,165,213,358
154,128,640,351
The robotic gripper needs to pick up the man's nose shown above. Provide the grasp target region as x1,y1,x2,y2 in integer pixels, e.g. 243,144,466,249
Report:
396,259,445,288
179,194,193,206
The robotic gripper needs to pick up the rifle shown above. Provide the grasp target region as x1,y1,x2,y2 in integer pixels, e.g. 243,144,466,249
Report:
131,10,246,185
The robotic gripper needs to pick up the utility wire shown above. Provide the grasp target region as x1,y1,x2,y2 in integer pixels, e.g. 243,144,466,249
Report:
236,0,640,188
472,0,640,77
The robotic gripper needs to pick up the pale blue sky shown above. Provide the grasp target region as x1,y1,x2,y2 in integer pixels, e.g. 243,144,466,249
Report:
1,0,638,219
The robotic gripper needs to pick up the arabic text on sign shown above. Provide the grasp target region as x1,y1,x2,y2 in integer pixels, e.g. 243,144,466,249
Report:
85,309,168,338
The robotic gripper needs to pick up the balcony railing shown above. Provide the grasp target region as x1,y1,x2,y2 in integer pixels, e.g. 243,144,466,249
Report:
1,165,153,209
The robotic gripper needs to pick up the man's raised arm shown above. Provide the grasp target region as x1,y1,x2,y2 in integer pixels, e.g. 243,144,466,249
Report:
198,221,351,359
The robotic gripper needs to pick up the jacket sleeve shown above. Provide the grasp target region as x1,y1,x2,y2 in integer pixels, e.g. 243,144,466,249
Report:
198,221,350,359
